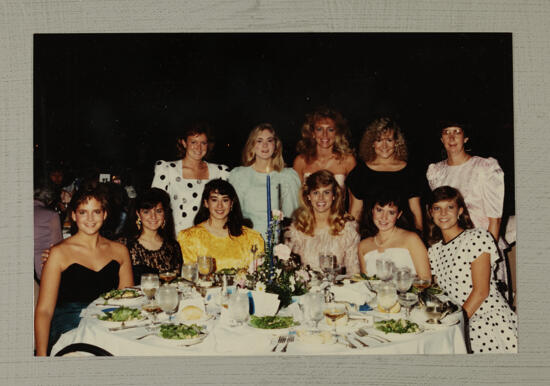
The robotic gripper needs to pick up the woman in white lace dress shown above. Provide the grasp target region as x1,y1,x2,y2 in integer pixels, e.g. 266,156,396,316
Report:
358,191,431,280
426,186,517,353
285,170,360,274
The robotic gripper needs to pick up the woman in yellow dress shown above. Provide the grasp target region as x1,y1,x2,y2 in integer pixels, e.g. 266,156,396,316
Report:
177,179,265,270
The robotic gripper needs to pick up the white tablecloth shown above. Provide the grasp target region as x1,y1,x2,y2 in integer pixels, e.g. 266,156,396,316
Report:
51,299,467,356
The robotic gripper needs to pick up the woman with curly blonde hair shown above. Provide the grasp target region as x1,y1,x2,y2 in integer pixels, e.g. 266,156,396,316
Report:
285,170,360,274
229,123,301,238
347,117,424,231
293,107,356,188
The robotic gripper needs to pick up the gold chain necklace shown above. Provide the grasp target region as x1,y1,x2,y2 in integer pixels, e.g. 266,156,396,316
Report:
374,226,396,247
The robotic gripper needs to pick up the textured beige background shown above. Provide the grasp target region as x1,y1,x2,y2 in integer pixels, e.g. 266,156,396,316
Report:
1,0,549,384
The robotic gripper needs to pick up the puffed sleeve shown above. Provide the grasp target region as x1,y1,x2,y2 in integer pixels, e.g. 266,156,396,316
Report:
211,162,230,180
151,160,171,191
177,228,199,265
279,168,301,219
480,157,504,219
342,221,360,275
466,229,500,268
228,167,248,209
426,162,439,191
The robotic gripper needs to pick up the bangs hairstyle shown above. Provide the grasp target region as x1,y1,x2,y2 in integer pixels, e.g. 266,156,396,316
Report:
358,117,408,163
124,188,176,241
241,123,285,172
437,119,470,138
425,186,475,246
176,122,212,158
296,106,354,163
194,179,246,237
361,190,413,239
293,170,353,236
68,186,109,234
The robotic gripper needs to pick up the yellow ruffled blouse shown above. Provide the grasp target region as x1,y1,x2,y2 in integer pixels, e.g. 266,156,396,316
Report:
177,223,265,271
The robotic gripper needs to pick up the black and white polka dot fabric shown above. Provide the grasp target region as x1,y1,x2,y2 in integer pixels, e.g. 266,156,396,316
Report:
428,228,518,353
151,159,229,235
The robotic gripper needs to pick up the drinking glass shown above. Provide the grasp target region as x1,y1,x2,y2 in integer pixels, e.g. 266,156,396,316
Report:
412,275,432,297
377,281,398,312
323,303,347,337
159,270,177,284
197,256,214,279
319,254,336,282
181,263,199,283
303,292,324,331
398,292,419,318
141,273,160,302
394,268,414,294
156,285,179,321
376,258,393,281
228,291,249,326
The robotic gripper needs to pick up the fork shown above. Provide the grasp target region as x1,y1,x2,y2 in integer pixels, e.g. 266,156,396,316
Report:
272,336,286,352
281,335,294,352
357,328,391,343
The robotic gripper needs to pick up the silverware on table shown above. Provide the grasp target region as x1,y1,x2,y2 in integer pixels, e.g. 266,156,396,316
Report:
281,335,294,352
356,328,391,343
344,335,358,349
109,321,161,332
272,336,286,352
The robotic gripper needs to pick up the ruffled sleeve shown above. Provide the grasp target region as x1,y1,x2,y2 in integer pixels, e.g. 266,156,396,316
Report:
465,229,500,268
342,221,360,275
177,227,203,265
426,162,442,191
279,168,301,219
480,157,504,219
151,160,172,191
209,162,230,180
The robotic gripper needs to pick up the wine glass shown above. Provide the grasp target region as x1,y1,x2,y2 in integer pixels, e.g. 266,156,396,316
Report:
197,256,214,280
181,263,199,284
304,292,324,332
141,273,160,303
228,291,249,327
377,281,398,312
376,258,393,281
319,254,336,282
323,303,348,338
398,292,418,318
159,270,177,284
156,285,179,322
394,268,414,294
412,275,432,300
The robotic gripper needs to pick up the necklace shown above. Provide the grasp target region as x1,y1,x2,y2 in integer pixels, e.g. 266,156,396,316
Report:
374,226,396,247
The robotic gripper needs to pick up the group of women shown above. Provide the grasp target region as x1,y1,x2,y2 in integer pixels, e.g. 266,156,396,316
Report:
35,107,517,355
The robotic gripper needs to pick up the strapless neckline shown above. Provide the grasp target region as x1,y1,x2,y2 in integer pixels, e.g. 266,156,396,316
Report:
64,259,119,273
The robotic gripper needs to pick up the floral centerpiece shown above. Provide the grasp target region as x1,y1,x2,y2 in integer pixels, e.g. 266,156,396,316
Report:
235,210,314,309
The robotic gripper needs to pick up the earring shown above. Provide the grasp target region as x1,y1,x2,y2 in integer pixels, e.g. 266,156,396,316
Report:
136,217,141,230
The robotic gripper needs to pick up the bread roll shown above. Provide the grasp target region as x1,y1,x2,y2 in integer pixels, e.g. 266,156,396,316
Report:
180,305,204,320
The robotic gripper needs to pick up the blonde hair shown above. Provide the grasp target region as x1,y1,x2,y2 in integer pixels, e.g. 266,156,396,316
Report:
358,117,408,163
296,107,354,163
292,170,354,236
241,123,284,172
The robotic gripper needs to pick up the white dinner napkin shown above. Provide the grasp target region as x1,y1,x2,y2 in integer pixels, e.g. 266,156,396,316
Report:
331,282,375,305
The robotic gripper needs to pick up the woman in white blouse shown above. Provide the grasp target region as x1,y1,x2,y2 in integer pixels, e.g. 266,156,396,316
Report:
285,170,360,274
426,121,504,242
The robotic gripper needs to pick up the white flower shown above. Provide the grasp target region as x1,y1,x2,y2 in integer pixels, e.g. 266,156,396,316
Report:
272,209,284,220
289,276,296,285
295,269,310,282
274,244,291,261
255,282,266,292
290,283,295,292
276,268,282,276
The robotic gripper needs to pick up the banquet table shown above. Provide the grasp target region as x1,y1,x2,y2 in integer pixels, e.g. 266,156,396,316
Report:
51,290,467,356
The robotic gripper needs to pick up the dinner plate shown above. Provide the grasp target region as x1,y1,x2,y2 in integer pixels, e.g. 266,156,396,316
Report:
151,330,209,347
95,309,148,328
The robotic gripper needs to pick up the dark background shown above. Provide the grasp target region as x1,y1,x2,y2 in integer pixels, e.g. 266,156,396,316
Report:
34,33,514,216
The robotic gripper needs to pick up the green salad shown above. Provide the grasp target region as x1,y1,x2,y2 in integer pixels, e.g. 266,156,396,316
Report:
98,306,143,322
374,318,420,334
410,284,443,295
249,315,299,329
159,323,205,340
101,289,140,300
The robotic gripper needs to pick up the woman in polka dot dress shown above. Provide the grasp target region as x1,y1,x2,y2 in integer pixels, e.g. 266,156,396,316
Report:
152,123,229,235
426,186,517,353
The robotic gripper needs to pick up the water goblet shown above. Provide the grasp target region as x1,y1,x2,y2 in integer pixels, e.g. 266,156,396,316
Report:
181,263,199,284
398,292,418,318
319,254,336,282
394,268,414,294
228,291,249,327
156,285,179,322
141,273,160,303
377,281,398,313
304,292,324,332
376,258,393,281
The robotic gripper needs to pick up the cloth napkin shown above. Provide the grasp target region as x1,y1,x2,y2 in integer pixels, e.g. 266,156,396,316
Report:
249,290,280,316
331,282,375,305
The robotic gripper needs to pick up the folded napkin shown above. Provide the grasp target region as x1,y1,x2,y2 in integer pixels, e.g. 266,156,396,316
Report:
249,290,280,316
331,282,375,305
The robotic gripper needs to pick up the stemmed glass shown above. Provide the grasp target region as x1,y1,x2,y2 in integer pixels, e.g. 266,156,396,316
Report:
197,256,214,280
159,270,177,284
303,292,324,332
377,281,398,313
181,263,199,284
398,292,419,318
323,303,348,338
394,268,414,294
228,291,249,327
376,258,393,281
319,254,336,283
156,285,179,322
141,273,160,303
412,275,432,297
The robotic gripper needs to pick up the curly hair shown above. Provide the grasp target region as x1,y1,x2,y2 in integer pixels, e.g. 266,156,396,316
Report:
123,188,177,242
292,170,354,236
360,190,414,239
358,117,408,163
296,106,354,163
176,121,212,159
425,186,475,246
241,123,285,172
194,179,246,237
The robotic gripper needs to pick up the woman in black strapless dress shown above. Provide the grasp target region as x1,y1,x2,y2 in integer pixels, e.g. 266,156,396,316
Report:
34,187,134,356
